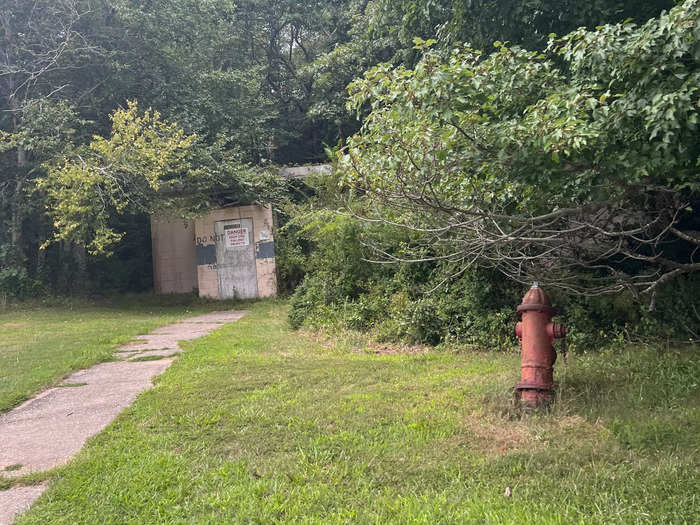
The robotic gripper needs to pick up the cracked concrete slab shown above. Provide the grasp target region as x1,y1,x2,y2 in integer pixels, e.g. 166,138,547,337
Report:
0,358,176,477
127,349,183,360
0,309,247,524
181,311,247,324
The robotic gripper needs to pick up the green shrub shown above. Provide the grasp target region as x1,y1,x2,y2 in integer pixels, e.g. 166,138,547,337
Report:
0,244,42,303
287,210,700,351
288,276,322,329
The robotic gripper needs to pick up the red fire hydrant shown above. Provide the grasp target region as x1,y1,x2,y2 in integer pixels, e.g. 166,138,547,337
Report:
515,283,567,408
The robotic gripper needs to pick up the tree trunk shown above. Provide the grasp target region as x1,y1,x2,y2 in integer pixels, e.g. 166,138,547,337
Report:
36,244,46,276
11,173,26,247
71,242,88,293
9,104,27,259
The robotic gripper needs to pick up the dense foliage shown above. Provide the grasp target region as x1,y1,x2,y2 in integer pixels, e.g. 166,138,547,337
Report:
337,1,699,298
1,0,695,351
287,0,700,348
1,0,353,294
285,206,699,350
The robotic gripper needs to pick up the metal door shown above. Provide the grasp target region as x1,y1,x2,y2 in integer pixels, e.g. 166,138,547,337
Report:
214,218,258,299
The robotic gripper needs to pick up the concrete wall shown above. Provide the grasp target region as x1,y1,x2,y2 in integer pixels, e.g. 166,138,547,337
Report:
151,164,329,297
279,164,331,179
193,205,277,299
150,216,197,294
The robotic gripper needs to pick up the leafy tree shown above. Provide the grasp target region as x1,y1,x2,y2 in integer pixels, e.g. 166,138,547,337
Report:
101,0,356,164
39,101,282,254
308,0,677,149
0,0,684,298
444,0,677,50
39,101,195,253
0,1,88,251
0,0,114,292
102,0,276,159
337,0,699,305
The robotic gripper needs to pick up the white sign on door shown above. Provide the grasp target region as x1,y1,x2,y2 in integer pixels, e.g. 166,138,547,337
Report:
224,227,249,248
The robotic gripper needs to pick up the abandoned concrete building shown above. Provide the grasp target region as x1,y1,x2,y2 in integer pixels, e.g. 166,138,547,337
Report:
150,164,329,300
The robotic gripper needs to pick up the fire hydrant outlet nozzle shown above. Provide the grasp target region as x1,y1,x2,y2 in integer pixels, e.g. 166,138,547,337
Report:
514,284,567,408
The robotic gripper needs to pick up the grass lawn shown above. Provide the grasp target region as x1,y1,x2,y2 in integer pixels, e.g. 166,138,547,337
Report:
0,294,245,412
7,300,700,523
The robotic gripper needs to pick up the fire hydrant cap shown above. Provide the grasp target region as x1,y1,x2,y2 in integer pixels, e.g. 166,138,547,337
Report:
516,284,556,314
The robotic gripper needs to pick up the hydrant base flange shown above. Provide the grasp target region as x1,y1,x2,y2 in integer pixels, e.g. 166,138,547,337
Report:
516,384,555,408
515,381,553,391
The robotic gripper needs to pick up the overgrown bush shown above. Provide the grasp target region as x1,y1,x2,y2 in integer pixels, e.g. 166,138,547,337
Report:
0,244,41,304
281,3,700,352
286,211,700,351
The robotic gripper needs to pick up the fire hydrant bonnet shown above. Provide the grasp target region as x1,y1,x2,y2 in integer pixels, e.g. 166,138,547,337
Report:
516,285,556,315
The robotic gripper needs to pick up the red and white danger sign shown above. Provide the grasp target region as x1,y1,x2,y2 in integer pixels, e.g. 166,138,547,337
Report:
224,227,249,248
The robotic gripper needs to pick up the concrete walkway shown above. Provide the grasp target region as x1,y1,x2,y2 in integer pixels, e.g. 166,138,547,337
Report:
0,310,246,525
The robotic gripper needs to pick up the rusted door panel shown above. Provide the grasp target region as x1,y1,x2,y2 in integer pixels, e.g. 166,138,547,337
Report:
214,218,258,299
